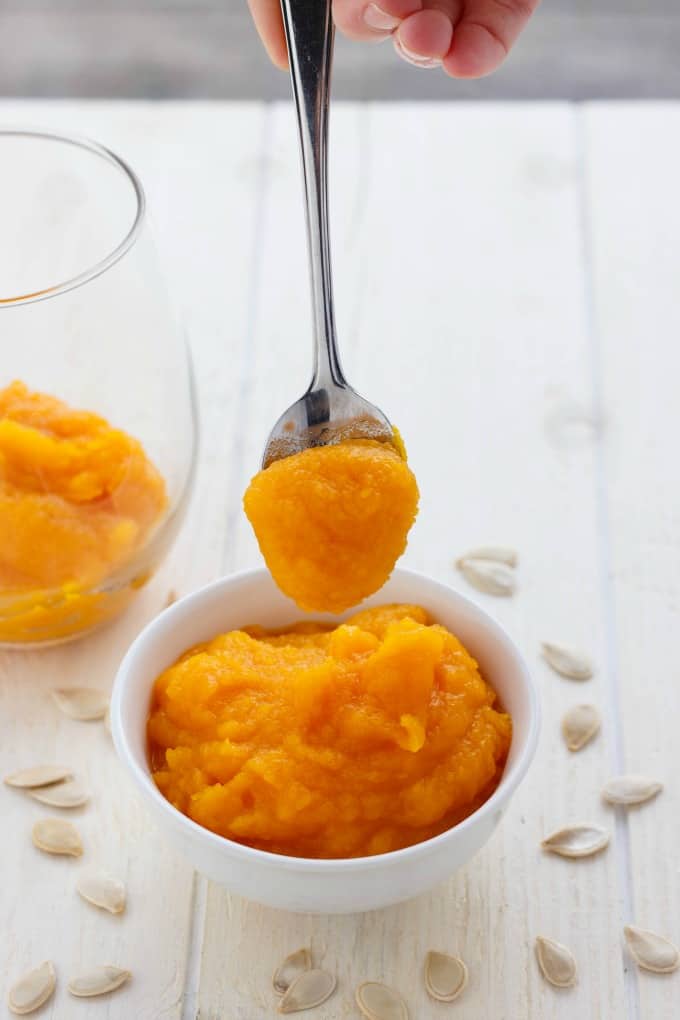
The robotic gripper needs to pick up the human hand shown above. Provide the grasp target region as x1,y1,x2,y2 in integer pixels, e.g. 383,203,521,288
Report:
248,0,540,77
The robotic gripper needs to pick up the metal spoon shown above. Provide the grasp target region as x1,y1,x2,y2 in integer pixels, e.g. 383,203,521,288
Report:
262,0,397,468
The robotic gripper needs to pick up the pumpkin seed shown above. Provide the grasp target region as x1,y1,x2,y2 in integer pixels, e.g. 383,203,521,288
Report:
458,546,518,567
624,925,680,974
4,765,72,789
51,687,109,721
68,966,130,998
355,981,408,1019
561,704,601,751
32,817,83,857
29,779,89,809
541,643,593,680
424,951,468,1002
273,948,312,994
278,969,336,1013
541,824,609,858
535,936,577,987
455,559,515,596
8,961,56,1015
602,775,663,806
77,871,126,914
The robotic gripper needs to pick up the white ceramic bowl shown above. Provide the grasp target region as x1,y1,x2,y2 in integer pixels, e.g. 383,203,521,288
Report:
111,568,539,914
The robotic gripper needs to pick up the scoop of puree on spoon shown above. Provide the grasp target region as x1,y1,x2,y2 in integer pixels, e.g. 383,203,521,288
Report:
262,0,399,469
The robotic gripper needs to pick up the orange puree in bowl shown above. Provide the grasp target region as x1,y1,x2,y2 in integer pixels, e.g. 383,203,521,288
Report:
148,604,512,859
0,380,167,642
243,440,419,613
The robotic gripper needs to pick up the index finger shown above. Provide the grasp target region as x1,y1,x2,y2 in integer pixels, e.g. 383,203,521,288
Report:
248,0,289,69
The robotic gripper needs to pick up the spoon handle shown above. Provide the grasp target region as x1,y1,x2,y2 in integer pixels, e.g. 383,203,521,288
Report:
280,0,345,389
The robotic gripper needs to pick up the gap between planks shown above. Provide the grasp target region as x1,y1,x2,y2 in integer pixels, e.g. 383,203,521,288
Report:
574,104,640,1020
180,102,275,1019
217,103,275,573
181,873,208,1020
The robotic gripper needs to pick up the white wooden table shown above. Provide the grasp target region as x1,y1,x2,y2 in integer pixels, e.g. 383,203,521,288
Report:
1,100,679,1020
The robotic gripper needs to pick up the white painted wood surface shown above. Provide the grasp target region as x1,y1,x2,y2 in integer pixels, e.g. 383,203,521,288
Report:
0,101,678,1019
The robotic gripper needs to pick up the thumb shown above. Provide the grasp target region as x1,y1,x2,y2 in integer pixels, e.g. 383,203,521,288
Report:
332,0,422,41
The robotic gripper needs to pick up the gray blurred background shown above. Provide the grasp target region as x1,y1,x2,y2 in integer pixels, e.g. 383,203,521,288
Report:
0,0,677,100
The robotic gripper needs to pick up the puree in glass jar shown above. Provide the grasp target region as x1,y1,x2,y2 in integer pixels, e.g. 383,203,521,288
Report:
0,380,167,641
243,440,419,613
148,604,511,859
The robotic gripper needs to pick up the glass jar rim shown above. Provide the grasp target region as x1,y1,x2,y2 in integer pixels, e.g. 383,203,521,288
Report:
0,127,146,308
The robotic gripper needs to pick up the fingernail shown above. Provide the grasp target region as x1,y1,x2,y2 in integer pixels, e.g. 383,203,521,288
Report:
393,35,441,68
364,3,401,33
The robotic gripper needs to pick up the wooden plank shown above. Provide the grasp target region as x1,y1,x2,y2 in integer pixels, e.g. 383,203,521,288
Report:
582,102,680,1020
1,11,680,102
0,100,267,1020
196,103,629,1018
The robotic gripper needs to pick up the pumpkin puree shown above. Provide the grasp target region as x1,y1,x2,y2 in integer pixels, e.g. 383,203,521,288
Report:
243,440,419,613
148,604,511,858
0,380,167,642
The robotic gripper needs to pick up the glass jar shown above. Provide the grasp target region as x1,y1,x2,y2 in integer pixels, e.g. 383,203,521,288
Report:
0,129,197,645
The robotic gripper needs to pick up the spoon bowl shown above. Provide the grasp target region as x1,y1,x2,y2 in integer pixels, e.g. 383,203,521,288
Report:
262,383,395,468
